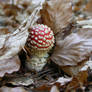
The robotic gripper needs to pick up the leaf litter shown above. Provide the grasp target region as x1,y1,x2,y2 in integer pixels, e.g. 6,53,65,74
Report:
0,0,92,92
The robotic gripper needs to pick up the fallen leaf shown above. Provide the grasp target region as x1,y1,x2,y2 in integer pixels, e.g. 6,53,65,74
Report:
50,86,60,92
3,4,20,17
0,86,27,92
40,0,73,34
83,0,92,17
80,59,92,71
51,28,92,75
56,77,72,86
0,29,28,60
33,70,88,92
65,71,88,91
0,28,10,35
0,55,20,77
77,19,92,29
0,0,44,34
72,0,87,13
0,0,10,3
7,75,34,86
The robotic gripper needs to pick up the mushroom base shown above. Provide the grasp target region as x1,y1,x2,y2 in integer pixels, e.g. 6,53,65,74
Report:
26,54,49,71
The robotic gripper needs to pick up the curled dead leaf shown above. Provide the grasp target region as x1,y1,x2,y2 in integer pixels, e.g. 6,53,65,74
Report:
0,29,28,60
0,55,20,77
51,28,92,75
40,0,73,34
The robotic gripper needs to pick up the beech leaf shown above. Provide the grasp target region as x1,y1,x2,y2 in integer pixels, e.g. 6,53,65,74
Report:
0,56,20,77
51,28,92,66
40,0,73,34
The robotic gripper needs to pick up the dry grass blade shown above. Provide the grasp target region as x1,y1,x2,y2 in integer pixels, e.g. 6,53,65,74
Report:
41,0,73,34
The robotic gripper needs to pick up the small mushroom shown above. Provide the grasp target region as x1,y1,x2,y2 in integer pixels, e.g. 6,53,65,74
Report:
26,24,54,71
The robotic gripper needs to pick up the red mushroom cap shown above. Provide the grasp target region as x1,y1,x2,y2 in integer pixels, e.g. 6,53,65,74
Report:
27,24,54,51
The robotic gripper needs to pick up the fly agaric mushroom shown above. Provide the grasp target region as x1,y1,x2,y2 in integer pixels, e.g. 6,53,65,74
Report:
26,24,54,71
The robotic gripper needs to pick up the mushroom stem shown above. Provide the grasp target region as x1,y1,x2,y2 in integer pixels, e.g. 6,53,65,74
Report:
26,53,49,71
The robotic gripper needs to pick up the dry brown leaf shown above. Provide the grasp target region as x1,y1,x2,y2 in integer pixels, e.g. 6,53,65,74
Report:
0,0,44,33
40,0,73,34
0,0,10,3
33,77,71,92
0,28,10,35
33,70,88,92
72,0,87,12
3,4,20,17
0,86,27,92
51,28,92,75
83,0,92,17
0,29,28,60
50,86,60,92
0,56,20,77
65,71,88,91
